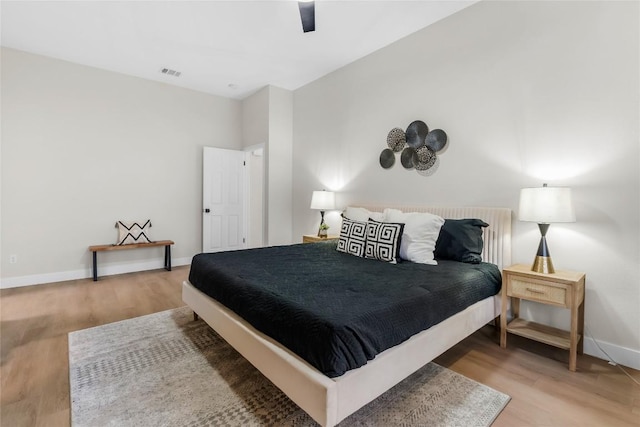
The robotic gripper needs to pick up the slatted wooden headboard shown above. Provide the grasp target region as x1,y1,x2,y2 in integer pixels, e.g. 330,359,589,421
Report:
359,206,512,270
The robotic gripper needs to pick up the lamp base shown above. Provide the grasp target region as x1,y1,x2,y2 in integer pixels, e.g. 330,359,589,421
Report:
532,255,555,274
317,210,327,238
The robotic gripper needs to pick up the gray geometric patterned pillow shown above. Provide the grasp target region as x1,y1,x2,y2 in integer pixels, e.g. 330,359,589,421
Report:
365,220,404,264
116,220,152,245
337,217,367,257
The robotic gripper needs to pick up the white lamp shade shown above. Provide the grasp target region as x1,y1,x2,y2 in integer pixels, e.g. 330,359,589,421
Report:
519,186,575,223
310,190,335,210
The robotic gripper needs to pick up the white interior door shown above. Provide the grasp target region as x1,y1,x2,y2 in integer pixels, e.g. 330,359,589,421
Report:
203,147,245,253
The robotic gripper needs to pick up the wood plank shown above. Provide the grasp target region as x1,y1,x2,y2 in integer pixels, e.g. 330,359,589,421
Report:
302,235,339,243
505,264,586,285
89,240,174,252
435,329,640,427
506,318,576,349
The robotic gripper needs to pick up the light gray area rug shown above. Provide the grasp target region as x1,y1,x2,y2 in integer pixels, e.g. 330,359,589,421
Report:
69,307,510,426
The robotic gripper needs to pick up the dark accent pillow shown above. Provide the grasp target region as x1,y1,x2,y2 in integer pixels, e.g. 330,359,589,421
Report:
364,220,404,264
434,219,489,264
337,217,367,257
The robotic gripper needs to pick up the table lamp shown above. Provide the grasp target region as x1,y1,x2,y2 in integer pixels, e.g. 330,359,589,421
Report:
519,183,575,274
310,190,335,237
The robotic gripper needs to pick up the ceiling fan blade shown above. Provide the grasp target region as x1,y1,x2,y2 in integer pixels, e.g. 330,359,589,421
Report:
298,1,315,33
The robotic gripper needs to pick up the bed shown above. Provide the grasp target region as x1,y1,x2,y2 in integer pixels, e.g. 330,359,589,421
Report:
182,206,511,426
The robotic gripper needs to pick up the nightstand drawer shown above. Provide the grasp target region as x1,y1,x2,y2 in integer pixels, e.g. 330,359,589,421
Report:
510,278,568,306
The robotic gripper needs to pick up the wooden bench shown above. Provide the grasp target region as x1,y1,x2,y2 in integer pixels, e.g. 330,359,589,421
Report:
88,240,174,281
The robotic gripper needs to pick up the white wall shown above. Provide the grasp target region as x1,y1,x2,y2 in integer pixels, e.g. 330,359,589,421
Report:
241,87,269,149
267,86,293,245
292,1,639,367
1,47,243,285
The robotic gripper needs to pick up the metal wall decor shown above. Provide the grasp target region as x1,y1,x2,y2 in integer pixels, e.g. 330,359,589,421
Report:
386,128,406,152
405,120,429,148
400,147,418,169
379,120,448,175
379,148,395,169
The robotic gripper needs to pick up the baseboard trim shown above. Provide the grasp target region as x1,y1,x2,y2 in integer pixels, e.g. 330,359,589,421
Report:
584,335,640,371
0,257,192,289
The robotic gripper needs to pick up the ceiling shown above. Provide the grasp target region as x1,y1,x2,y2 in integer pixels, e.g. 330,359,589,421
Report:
1,1,476,100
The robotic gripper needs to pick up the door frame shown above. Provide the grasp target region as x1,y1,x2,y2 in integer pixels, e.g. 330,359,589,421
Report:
243,143,267,248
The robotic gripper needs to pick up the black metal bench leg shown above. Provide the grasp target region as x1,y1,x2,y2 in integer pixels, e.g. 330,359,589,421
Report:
92,251,98,281
165,245,172,271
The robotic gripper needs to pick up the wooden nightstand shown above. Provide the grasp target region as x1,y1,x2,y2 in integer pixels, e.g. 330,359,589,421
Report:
500,264,585,371
302,235,339,243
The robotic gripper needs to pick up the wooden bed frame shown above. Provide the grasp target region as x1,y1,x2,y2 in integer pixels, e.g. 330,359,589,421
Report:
182,206,512,426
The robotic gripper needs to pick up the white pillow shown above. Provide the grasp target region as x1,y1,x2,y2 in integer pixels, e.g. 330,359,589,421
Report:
383,208,445,264
343,206,384,222
116,220,152,245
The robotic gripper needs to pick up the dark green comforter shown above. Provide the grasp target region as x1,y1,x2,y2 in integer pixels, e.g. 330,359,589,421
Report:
188,240,501,377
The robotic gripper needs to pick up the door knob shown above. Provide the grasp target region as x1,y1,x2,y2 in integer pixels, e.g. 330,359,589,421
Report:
204,208,210,213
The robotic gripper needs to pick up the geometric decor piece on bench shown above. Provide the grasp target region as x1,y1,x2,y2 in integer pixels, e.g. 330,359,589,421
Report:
116,220,152,245
88,240,174,282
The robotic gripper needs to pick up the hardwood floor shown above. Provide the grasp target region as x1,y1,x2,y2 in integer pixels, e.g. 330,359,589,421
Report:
1,268,186,427
1,267,638,426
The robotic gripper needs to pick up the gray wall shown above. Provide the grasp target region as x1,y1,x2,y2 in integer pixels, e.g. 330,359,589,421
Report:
292,1,639,365
1,47,243,283
266,86,293,246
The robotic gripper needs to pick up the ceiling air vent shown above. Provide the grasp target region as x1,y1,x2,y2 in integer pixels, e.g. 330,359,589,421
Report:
160,68,181,77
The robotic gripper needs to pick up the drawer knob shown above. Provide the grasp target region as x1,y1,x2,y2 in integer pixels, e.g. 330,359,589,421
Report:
526,288,546,295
